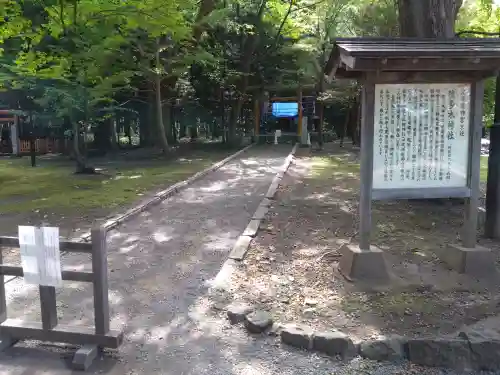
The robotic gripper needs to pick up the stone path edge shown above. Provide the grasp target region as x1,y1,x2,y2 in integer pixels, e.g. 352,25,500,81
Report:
228,143,298,261
3,143,254,285
209,145,500,372
220,303,500,372
76,143,255,242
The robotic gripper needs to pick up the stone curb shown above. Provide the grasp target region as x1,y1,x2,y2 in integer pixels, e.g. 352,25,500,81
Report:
219,303,500,372
228,143,298,261
75,143,255,242
3,143,256,286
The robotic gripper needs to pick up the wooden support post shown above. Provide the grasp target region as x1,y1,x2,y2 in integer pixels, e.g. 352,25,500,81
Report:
297,88,303,138
29,133,36,167
463,80,484,248
91,226,110,335
254,99,260,138
338,81,388,282
0,246,6,324
36,226,59,331
359,83,375,250
442,80,496,276
485,75,500,238
39,286,58,330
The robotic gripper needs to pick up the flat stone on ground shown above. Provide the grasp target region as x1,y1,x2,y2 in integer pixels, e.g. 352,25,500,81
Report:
265,179,280,199
312,330,357,359
458,315,500,370
226,302,254,324
229,235,253,260
359,336,407,361
280,324,313,350
244,310,273,334
407,338,471,370
252,204,269,220
243,219,261,237
442,244,497,276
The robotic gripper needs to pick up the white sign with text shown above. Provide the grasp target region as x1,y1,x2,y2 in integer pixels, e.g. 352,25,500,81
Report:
373,83,471,190
19,226,62,287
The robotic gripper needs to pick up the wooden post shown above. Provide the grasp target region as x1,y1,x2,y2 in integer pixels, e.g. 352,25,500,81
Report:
39,286,58,330
29,132,36,167
254,99,260,138
463,80,485,248
297,88,303,138
359,83,376,250
485,75,500,238
338,80,388,282
91,227,110,335
0,245,6,324
445,80,496,276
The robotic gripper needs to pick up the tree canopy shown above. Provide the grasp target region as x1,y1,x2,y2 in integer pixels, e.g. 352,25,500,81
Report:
0,0,499,156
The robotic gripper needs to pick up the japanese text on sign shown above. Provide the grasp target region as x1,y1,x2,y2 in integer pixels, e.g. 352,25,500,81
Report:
373,83,471,190
19,226,62,287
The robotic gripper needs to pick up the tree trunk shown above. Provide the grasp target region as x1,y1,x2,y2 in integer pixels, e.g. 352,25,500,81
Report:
193,0,216,41
228,0,267,146
170,104,178,144
397,0,463,38
109,117,119,151
155,48,170,154
485,75,500,237
163,102,174,144
139,102,152,147
316,101,324,148
397,0,464,206
72,122,94,174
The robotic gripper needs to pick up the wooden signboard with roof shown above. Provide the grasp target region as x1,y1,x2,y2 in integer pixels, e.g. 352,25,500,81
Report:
325,38,500,281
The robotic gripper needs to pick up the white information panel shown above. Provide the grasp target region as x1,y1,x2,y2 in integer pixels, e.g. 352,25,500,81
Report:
373,83,471,190
19,226,62,287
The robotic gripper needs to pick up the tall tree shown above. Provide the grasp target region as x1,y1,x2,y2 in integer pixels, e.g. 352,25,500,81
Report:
397,0,463,38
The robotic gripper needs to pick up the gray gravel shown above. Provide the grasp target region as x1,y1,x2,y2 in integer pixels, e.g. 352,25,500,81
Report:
0,144,494,375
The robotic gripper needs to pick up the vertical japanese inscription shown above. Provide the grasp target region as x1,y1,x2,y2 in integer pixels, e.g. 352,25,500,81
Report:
373,83,470,190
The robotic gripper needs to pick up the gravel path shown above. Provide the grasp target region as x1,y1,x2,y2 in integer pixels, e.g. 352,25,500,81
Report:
0,144,492,375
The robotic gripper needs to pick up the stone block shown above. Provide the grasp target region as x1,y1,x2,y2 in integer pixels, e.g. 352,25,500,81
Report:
72,344,100,371
252,205,269,220
312,330,357,359
280,324,313,350
459,317,500,371
359,335,407,361
229,236,253,261
244,310,273,334
407,338,471,370
266,180,280,199
338,243,389,282
243,220,261,237
441,244,497,276
226,302,254,324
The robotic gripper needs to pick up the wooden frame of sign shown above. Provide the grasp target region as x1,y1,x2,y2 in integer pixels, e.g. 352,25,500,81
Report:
325,38,500,281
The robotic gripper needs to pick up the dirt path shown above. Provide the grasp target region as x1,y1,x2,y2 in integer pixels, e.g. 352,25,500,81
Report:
0,144,492,375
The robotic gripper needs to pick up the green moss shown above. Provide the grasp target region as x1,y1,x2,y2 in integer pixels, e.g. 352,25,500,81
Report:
310,156,360,179
0,152,229,214
312,154,488,183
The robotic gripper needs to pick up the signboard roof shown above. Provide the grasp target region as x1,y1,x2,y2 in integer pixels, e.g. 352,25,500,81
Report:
325,38,500,80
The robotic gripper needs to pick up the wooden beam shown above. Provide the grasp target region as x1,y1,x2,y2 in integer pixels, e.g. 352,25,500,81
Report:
351,57,500,73
359,82,376,250
254,99,260,136
463,80,485,248
297,88,303,137
0,236,93,253
0,319,123,348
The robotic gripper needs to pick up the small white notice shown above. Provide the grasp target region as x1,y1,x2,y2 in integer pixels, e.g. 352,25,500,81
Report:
19,226,62,287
